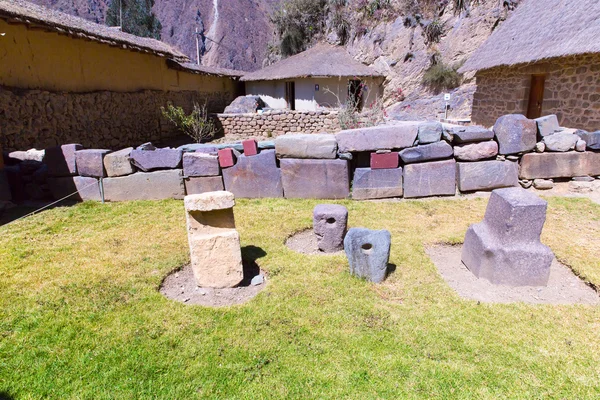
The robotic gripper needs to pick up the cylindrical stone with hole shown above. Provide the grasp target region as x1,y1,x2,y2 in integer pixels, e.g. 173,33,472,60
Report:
344,228,391,283
184,191,243,288
313,204,348,252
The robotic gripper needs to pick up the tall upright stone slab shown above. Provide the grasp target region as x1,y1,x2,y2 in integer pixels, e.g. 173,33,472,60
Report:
44,144,83,176
352,168,403,200
461,188,554,286
280,159,349,199
184,191,244,288
313,204,348,253
222,150,283,198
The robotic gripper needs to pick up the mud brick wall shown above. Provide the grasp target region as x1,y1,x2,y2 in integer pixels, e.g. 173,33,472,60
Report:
216,110,341,140
471,54,600,131
0,87,234,151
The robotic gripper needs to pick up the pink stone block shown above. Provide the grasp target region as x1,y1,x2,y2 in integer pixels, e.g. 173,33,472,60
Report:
218,148,236,168
242,139,259,156
370,152,399,169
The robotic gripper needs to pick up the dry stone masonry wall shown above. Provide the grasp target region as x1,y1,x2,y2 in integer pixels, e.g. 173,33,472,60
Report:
3,113,600,204
0,87,233,151
216,110,341,140
472,54,600,131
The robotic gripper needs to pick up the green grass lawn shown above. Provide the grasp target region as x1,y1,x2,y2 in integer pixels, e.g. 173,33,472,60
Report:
1,197,600,399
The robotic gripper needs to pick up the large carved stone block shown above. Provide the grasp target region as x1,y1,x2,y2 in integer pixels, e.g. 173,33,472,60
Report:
457,161,518,192
280,159,349,199
399,141,453,164
47,176,101,201
130,148,182,171
519,152,600,179
275,134,338,159
461,188,554,286
344,228,391,283
75,149,111,178
185,191,243,288
103,170,185,201
104,147,135,177
403,159,456,198
336,123,419,152
493,114,537,155
313,204,348,253
183,152,220,177
352,168,403,200
184,176,224,195
222,150,283,198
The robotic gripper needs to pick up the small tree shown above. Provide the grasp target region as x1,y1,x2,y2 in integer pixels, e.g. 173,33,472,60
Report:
106,0,162,40
161,102,218,143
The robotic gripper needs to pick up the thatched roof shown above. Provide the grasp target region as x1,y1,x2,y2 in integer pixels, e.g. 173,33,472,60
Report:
241,43,383,82
166,60,245,78
0,0,187,61
460,0,600,72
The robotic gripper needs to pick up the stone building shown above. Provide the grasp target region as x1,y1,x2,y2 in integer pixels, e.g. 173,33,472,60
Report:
241,43,385,112
460,0,600,131
0,0,243,151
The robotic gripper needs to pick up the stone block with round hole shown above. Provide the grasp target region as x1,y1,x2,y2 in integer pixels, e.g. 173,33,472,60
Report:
313,204,348,252
184,191,243,288
344,228,391,283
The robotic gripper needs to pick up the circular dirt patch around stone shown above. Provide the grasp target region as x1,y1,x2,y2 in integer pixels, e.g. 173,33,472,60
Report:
427,244,600,305
285,228,345,256
160,261,266,307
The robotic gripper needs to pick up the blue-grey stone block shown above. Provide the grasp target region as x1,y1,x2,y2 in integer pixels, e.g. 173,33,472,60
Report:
403,159,456,198
399,141,453,164
493,114,537,155
578,131,600,150
457,161,519,192
222,149,283,198
184,176,224,194
344,228,391,283
183,153,220,177
130,148,183,172
352,168,403,200
75,149,111,178
418,122,443,144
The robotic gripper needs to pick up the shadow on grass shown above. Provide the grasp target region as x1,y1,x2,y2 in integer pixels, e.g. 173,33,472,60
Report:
0,201,78,227
387,263,397,278
239,246,267,287
0,392,14,400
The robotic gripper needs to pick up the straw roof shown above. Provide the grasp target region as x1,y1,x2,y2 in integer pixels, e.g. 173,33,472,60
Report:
166,60,245,78
241,43,383,82
460,0,600,72
0,0,187,61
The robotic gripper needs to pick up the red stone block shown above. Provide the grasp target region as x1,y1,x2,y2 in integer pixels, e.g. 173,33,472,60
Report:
242,139,259,156
370,152,399,169
218,148,237,168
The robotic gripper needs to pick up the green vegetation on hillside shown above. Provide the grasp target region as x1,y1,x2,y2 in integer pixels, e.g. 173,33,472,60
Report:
106,0,162,40
1,197,599,398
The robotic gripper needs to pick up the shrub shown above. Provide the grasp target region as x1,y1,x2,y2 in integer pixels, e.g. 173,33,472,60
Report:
422,61,463,92
161,102,218,143
423,18,445,44
271,0,328,57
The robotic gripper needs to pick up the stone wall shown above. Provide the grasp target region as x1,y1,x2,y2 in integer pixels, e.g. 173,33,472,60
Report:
471,54,600,131
4,114,599,204
216,110,341,140
0,86,235,151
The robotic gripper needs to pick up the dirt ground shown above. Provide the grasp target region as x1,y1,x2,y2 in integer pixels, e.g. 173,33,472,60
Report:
160,262,266,307
426,244,599,305
285,229,345,256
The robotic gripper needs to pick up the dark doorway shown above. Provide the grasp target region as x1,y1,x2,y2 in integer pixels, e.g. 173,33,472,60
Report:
285,81,296,110
526,74,545,119
348,79,364,111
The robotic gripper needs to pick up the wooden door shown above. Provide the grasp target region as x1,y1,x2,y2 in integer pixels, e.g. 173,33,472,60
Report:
285,81,296,110
526,75,545,119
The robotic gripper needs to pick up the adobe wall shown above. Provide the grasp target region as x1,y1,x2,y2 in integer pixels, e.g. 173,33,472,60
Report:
216,110,342,140
471,54,600,131
0,87,233,151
